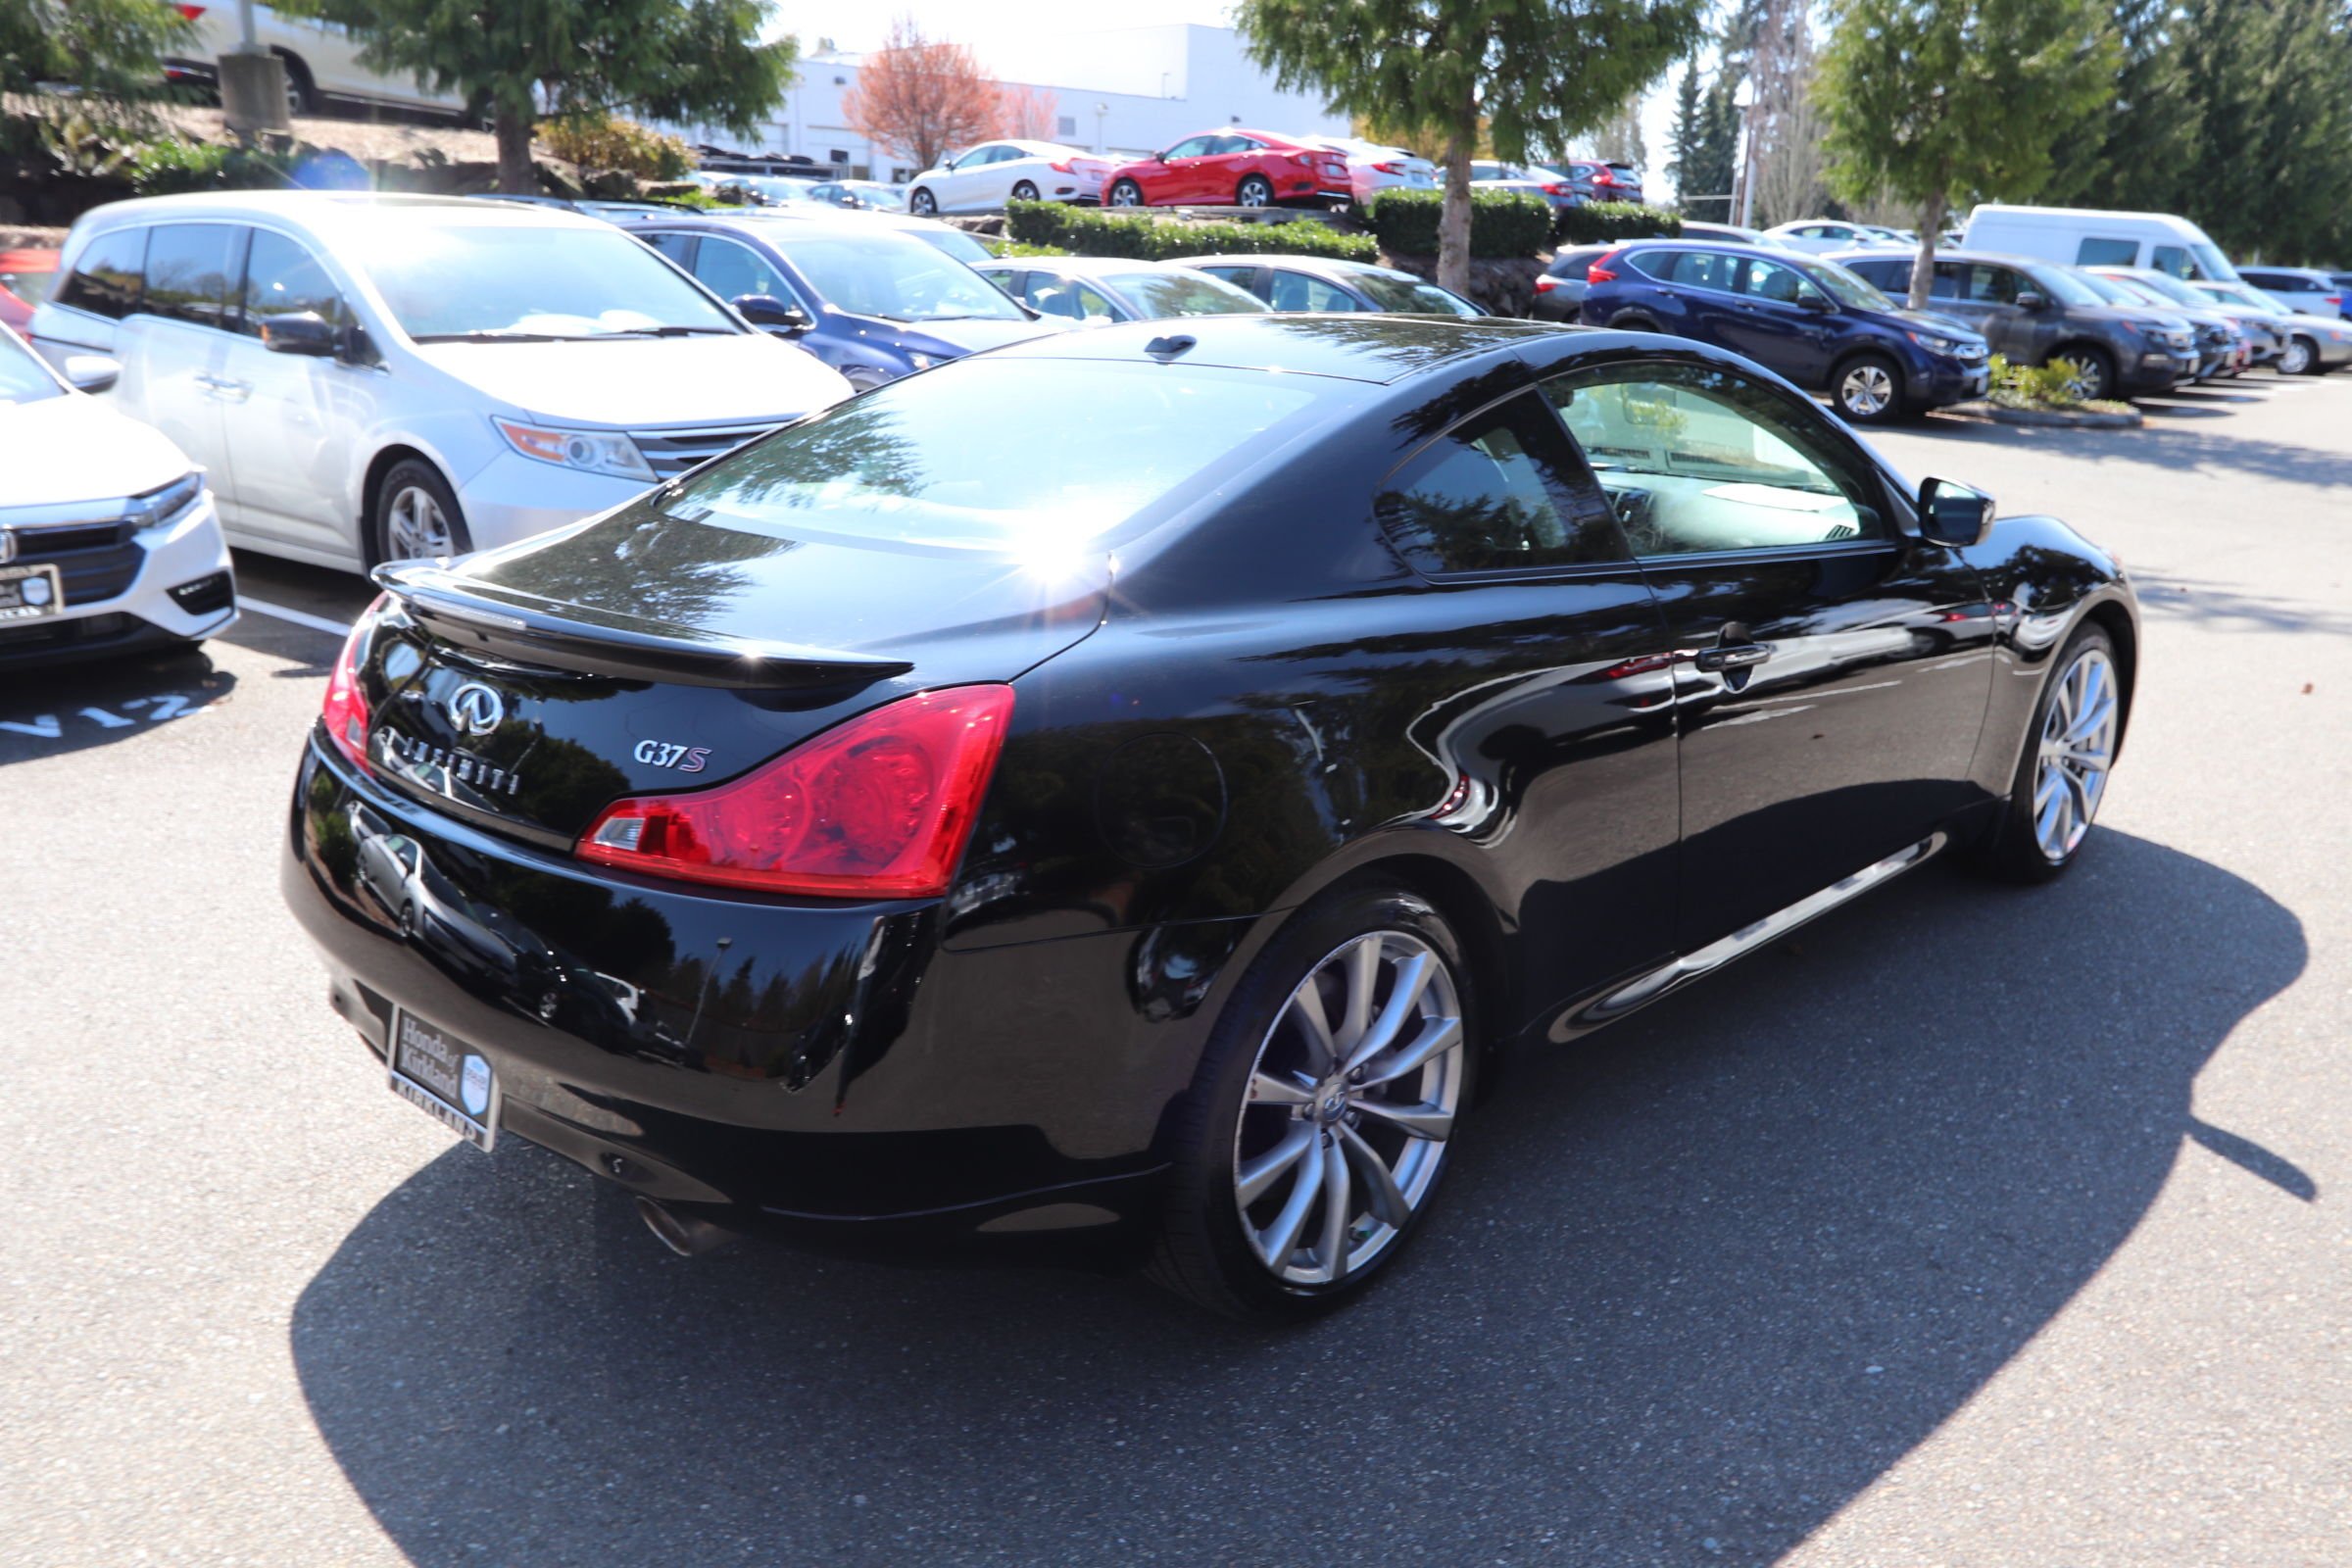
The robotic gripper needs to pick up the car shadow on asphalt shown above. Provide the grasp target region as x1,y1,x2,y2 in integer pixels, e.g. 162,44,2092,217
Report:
0,646,237,765
289,831,2306,1565
1902,403,2352,488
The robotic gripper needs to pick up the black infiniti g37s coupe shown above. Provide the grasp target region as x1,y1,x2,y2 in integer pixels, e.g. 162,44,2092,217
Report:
284,316,2136,1319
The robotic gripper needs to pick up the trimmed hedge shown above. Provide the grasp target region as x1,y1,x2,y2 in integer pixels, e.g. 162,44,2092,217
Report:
1553,201,1682,245
1364,187,1552,259
1004,199,1378,262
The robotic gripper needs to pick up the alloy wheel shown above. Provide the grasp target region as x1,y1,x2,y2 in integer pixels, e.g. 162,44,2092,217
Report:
1237,177,1272,208
1233,930,1466,1287
384,484,457,560
2064,355,2111,401
2279,337,2313,374
1109,181,1142,208
909,189,935,217
2032,645,2119,862
1838,362,1895,418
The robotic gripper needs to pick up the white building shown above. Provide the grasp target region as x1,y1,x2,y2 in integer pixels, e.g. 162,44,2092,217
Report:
666,24,1349,179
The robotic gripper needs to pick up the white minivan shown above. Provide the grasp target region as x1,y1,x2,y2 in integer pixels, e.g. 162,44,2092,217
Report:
30,193,851,572
1959,205,2240,283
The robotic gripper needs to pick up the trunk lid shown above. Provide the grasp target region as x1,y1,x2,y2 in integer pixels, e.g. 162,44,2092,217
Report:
359,506,1106,849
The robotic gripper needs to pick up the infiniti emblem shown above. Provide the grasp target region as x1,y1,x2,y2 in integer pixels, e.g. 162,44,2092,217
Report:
447,682,505,736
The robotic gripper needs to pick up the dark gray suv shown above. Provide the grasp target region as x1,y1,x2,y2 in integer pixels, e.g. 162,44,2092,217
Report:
1833,248,2197,400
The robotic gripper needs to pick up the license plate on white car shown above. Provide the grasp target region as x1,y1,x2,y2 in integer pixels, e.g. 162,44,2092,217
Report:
387,1009,500,1152
0,563,63,622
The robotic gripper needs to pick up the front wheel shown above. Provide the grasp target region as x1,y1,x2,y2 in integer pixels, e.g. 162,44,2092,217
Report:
1009,179,1039,202
2278,335,2316,375
1970,624,2124,883
907,187,937,217
1107,178,1145,208
1236,174,1274,208
2060,347,2116,402
1832,353,1904,423
1148,884,1477,1320
373,459,472,564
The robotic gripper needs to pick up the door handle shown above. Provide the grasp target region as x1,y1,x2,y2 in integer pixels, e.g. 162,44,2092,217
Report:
1692,621,1772,671
210,377,252,401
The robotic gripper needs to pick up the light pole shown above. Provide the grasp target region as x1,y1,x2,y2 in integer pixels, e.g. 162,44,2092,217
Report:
1095,101,1108,154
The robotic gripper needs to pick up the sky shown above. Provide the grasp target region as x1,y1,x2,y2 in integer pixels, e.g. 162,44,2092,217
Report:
775,0,1692,200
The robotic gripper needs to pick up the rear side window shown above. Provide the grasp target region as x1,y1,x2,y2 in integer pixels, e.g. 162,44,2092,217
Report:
2150,246,2193,278
644,231,696,268
1849,258,1908,290
1647,250,1737,290
143,224,244,329
241,228,349,336
1269,270,1357,311
1374,392,1625,576
2076,237,2137,266
54,226,147,318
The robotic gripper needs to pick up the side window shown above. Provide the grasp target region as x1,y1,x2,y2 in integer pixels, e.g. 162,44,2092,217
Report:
1373,392,1625,575
2149,245,2192,278
1199,265,1256,289
1852,259,1907,291
1020,273,1111,321
1964,265,2021,305
240,228,349,337
54,226,148,319
1164,137,1211,159
1737,257,1821,305
141,224,243,329
644,230,696,268
1929,262,1965,299
1543,363,1885,558
1269,270,1357,312
692,237,783,303
2077,237,2136,267
1654,249,1734,290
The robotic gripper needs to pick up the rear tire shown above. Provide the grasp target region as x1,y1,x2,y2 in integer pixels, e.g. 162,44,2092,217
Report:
274,50,316,118
1832,353,1905,423
1969,623,2123,884
1147,883,1478,1321
1010,179,1039,202
1236,174,1275,208
907,187,937,217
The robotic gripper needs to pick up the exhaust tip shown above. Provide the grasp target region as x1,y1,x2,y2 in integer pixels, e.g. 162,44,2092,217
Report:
634,1195,739,1257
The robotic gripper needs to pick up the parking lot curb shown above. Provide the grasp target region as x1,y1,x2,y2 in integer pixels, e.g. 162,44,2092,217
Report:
1956,400,2144,429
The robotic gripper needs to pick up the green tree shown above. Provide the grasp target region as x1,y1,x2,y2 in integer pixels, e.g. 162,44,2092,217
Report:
0,0,192,111
2041,0,2200,210
1665,64,1705,209
272,0,797,193
2174,0,2352,263
1818,0,2118,308
1237,0,1706,293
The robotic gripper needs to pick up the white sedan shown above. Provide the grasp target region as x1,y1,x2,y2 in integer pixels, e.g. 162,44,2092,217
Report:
1301,137,1437,207
906,140,1117,215
1762,220,1912,255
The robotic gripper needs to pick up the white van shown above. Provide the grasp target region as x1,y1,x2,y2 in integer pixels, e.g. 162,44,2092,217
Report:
29,193,850,573
1959,205,2239,283
164,5,466,120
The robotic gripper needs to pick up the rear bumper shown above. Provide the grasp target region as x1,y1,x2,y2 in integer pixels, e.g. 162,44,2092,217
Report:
281,738,1200,1259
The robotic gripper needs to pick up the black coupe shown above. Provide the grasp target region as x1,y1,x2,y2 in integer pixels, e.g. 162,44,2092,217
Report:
284,317,2137,1319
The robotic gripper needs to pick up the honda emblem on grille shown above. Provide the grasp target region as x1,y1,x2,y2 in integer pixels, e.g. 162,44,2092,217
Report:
447,682,505,736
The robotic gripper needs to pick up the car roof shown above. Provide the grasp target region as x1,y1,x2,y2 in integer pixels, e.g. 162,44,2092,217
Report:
630,212,944,248
1830,247,2054,270
67,189,615,238
983,314,1562,384
1171,254,1426,282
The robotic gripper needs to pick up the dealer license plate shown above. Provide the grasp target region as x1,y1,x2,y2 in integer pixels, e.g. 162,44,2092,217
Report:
387,1009,500,1152
0,563,63,622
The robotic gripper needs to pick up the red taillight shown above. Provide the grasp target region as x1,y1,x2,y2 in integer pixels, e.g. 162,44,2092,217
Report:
1542,182,1570,196
1592,171,1618,186
1534,275,1557,292
577,685,1014,898
1588,249,1623,284
1050,159,1072,172
320,595,383,771
2327,296,2342,307
1373,161,1403,174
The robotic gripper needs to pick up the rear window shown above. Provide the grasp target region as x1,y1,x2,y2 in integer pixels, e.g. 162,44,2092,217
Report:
1350,271,1481,316
663,359,1339,552
54,226,147,318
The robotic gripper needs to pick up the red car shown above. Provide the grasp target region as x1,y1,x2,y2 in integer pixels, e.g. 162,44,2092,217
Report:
0,249,59,333
1102,130,1352,210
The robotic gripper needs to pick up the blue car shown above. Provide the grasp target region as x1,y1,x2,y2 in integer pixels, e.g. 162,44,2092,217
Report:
629,213,1060,389
1578,240,1990,423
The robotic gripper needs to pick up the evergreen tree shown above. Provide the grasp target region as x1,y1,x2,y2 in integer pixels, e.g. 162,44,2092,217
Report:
1666,64,1705,207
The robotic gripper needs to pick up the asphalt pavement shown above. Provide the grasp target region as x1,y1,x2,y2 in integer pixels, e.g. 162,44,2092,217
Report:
3,373,2346,1566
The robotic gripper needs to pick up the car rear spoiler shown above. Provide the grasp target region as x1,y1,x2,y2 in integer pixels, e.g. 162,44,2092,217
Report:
372,562,914,690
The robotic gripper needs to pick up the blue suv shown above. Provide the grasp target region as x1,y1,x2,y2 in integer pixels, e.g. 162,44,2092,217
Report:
1578,240,1990,423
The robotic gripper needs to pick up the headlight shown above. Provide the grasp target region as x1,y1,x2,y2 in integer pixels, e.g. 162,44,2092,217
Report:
131,470,205,531
1906,330,1961,354
493,419,655,482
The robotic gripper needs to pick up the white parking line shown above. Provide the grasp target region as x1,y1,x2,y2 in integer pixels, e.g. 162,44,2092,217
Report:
237,596,354,638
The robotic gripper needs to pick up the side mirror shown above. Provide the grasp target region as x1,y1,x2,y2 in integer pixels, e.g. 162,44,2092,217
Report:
62,353,120,394
734,293,809,332
2014,289,2050,311
1797,292,1836,313
261,312,339,357
1919,476,1994,548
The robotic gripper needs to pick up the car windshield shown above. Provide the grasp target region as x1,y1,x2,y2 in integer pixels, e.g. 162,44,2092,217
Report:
1802,258,1895,312
742,177,821,204
779,234,1025,320
906,224,993,265
2198,281,2284,315
663,359,1337,552
2026,265,2107,307
1103,270,1268,317
0,329,63,403
2075,270,2139,306
364,221,741,341
2124,270,2210,308
1350,271,1481,316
